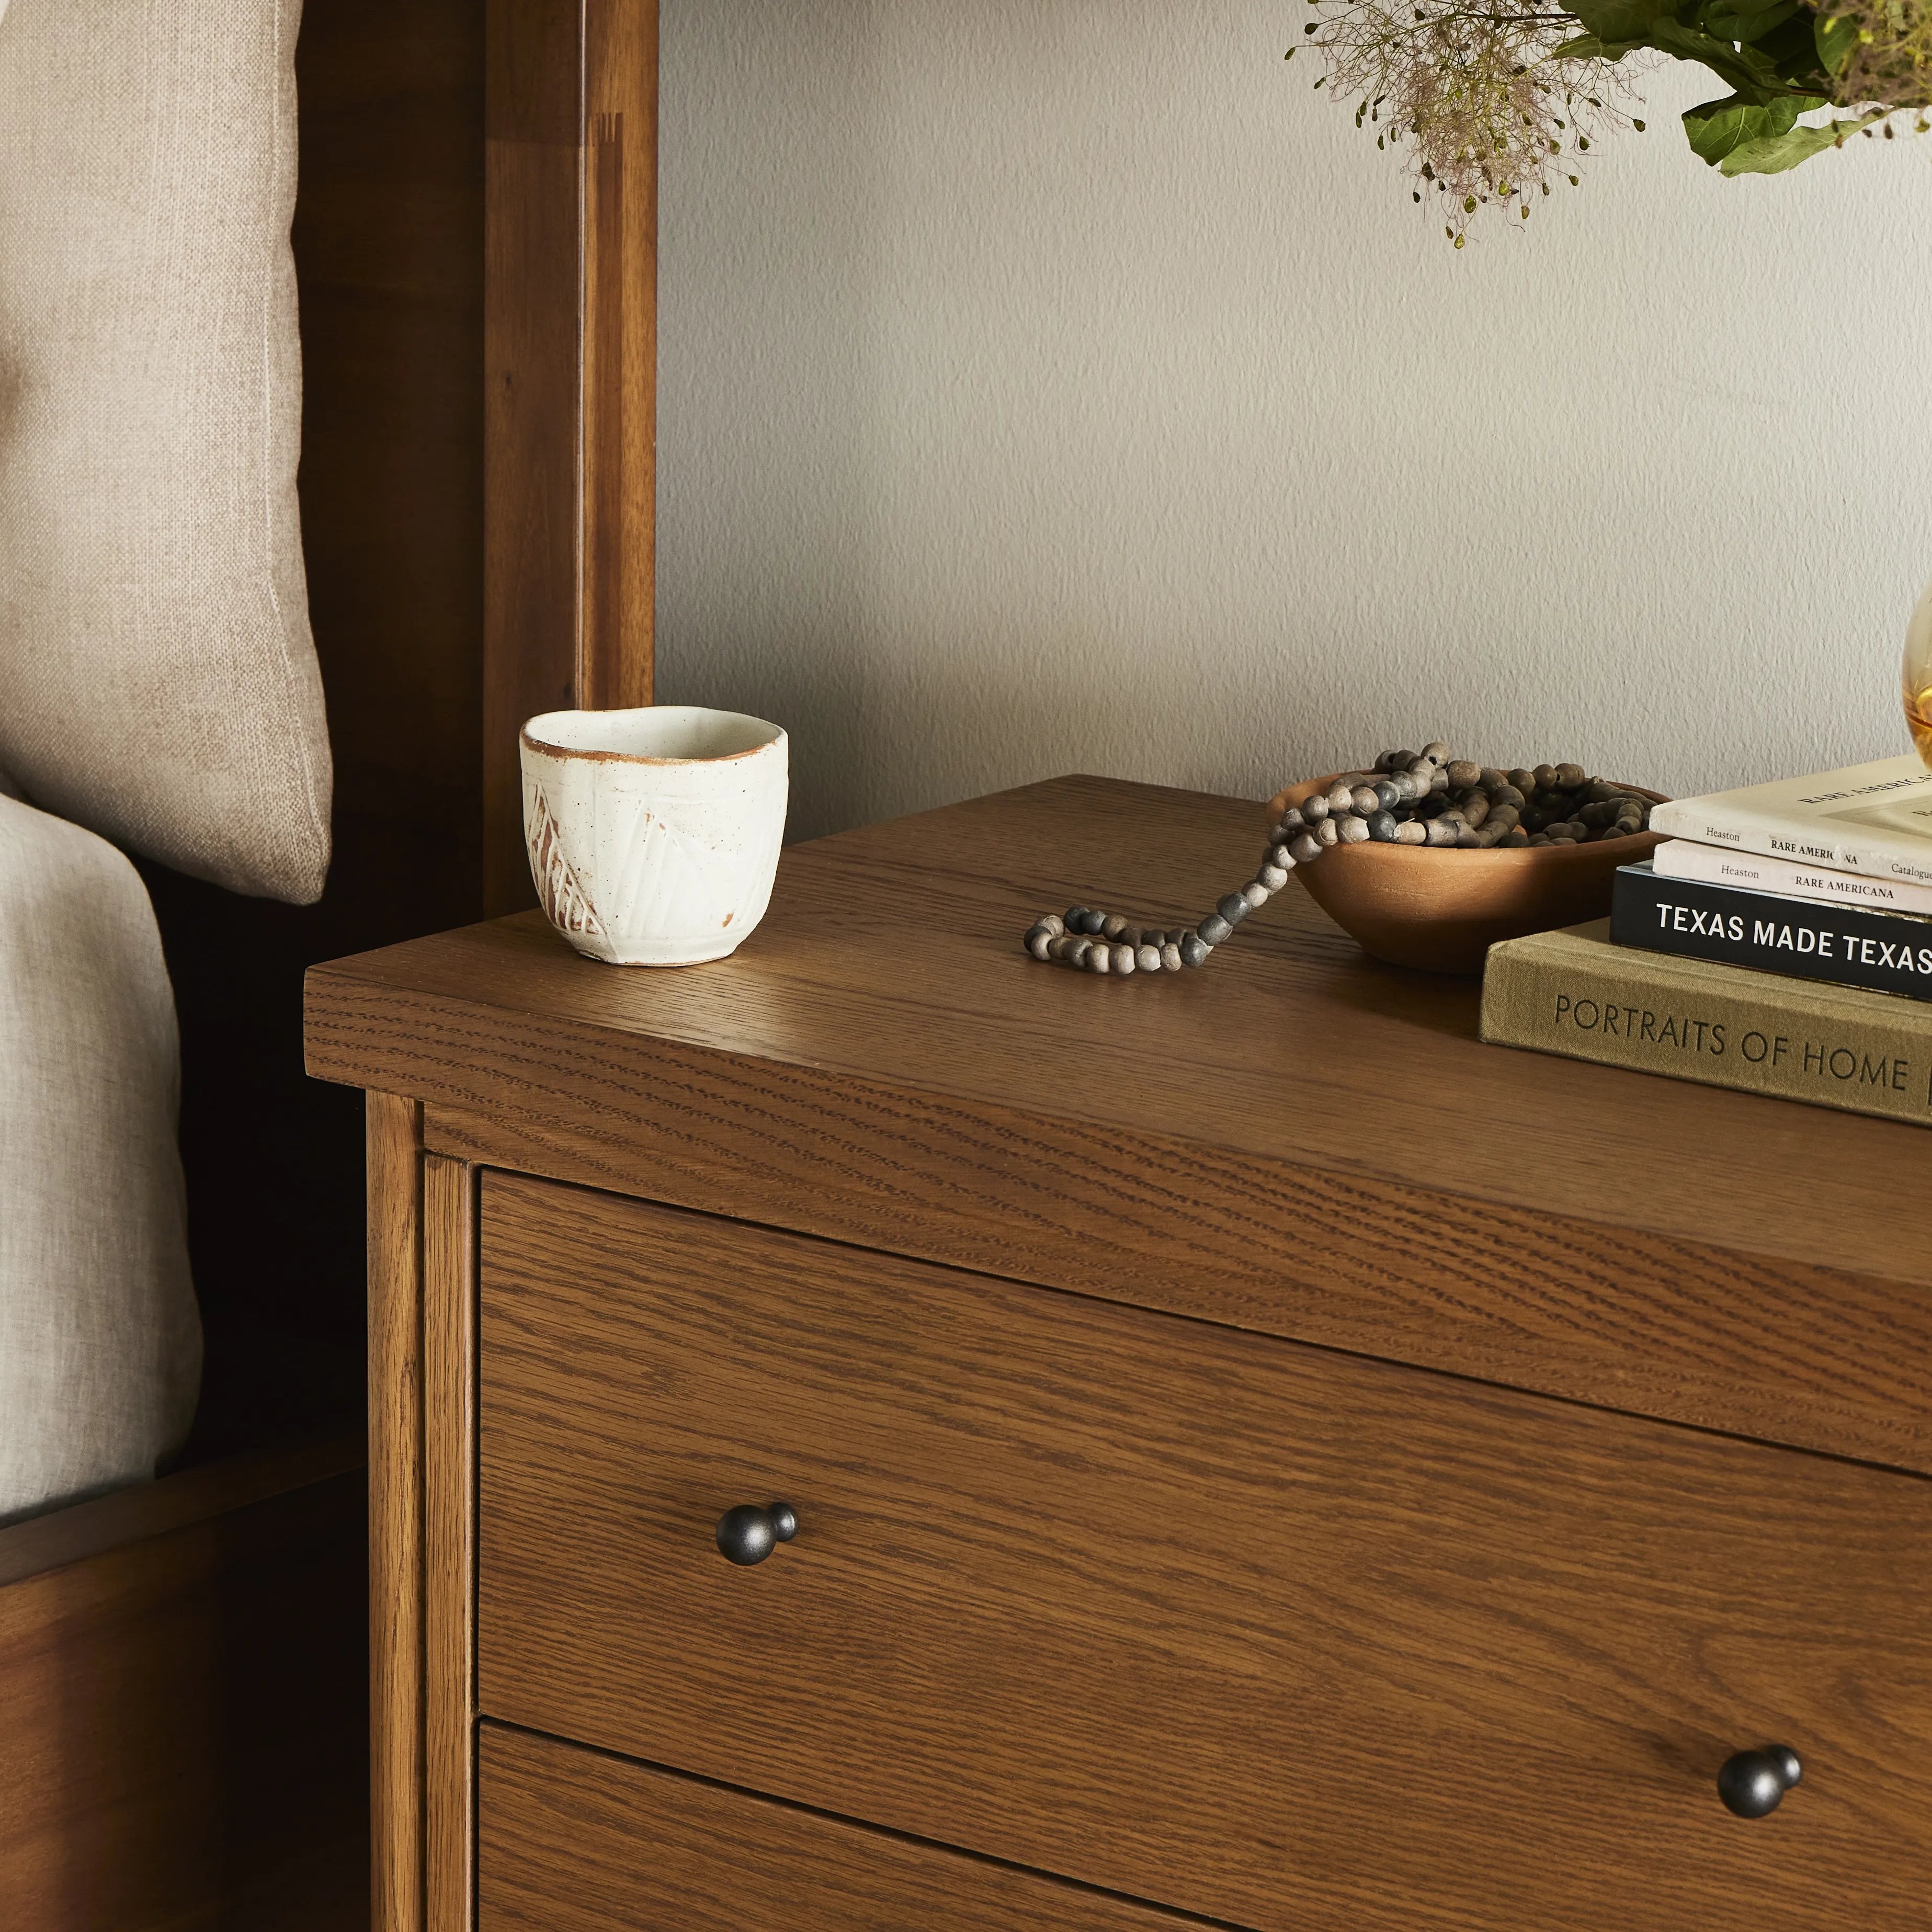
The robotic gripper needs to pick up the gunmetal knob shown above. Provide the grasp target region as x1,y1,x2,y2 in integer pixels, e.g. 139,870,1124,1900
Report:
714,1501,799,1566
1718,1745,1803,1819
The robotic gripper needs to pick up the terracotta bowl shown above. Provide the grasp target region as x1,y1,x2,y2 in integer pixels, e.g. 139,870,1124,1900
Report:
1271,776,1668,975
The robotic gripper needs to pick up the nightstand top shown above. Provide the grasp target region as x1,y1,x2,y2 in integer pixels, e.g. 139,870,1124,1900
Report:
306,775,1932,1472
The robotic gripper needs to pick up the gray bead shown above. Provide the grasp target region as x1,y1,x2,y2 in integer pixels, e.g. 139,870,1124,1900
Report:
1079,907,1107,935
1314,818,1338,847
1160,942,1182,971
1336,814,1370,845
1241,881,1269,909
1373,778,1400,809
1198,913,1233,945
1039,913,1066,937
1117,924,1142,948
1259,864,1290,891
1179,930,1210,966
1276,806,1305,832
1351,786,1379,817
1420,741,1451,766
1393,820,1427,844
1064,935,1093,965
1101,913,1128,941
1367,810,1397,841
1026,924,1054,959
1289,832,1323,863
1216,893,1252,926
1045,933,1074,961
1326,782,1355,814
1137,943,1162,972
1112,943,1137,974
1142,928,1167,948
1268,845,1295,871
1424,818,1458,846
1554,763,1587,790
1446,760,1481,789
1301,792,1330,823
1087,940,1111,972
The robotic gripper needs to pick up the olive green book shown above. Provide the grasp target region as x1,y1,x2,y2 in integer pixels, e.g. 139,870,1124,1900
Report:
1481,919,1932,1128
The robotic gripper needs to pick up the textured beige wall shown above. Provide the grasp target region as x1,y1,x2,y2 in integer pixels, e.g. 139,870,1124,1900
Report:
656,0,1932,842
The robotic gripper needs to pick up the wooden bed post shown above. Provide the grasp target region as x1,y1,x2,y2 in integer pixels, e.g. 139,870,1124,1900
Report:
483,0,660,918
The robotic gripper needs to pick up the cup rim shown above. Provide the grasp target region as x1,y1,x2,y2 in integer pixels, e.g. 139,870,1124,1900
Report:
521,704,786,767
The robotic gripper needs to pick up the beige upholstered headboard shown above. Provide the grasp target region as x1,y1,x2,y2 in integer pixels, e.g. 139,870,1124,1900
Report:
0,0,330,903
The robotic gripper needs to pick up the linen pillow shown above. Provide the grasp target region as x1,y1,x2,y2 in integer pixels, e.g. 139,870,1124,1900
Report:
0,0,331,903
0,794,200,1525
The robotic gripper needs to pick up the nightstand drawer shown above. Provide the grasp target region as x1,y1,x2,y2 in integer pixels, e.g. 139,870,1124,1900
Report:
478,1171,1932,1932
480,1722,1220,1929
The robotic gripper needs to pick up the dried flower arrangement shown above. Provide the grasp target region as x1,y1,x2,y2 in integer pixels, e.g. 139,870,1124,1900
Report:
1289,0,1932,240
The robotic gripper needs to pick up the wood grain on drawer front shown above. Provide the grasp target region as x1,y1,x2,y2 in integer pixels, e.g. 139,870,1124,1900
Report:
478,1173,1932,1932
479,1722,1224,1929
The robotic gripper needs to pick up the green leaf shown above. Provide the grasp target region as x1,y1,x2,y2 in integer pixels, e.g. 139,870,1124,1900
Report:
1681,90,1878,174
1565,0,1678,43
1721,108,1886,170
1682,89,1810,162
1700,0,1800,44
1814,7,1861,72
1551,30,1649,56
1647,18,1791,98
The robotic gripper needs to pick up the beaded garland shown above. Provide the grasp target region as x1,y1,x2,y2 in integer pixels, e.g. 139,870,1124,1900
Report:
1024,742,1656,975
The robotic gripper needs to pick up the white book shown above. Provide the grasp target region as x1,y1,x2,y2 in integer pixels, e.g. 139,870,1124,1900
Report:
1650,838,1932,918
1650,754,1932,888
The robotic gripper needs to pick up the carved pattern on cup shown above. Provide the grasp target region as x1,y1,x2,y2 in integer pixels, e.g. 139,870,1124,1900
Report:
525,780,604,938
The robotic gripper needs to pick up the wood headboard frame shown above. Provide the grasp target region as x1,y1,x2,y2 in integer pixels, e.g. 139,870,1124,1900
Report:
0,8,661,1927
485,0,658,915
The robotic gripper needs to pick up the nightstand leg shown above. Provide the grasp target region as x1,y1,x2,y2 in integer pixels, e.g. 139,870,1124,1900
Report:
368,1093,426,1932
425,1157,479,1930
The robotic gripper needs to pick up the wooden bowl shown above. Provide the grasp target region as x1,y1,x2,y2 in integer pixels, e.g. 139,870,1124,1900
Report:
1271,776,1668,975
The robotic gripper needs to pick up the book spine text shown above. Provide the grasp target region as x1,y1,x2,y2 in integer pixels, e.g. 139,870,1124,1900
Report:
1481,946,1932,1127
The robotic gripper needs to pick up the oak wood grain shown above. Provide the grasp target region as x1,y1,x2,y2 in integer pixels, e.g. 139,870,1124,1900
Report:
305,778,1932,1474
0,1463,368,1930
424,1158,478,1932
369,1093,426,1932
581,1,657,715
476,1174,1932,1932
483,0,580,917
484,0,658,915
0,1433,361,1592
479,1723,1228,1931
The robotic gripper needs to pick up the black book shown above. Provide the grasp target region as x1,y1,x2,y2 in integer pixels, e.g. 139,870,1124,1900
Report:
1610,862,1932,1004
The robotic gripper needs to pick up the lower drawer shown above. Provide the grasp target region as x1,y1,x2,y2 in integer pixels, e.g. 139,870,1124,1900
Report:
479,1723,1211,1930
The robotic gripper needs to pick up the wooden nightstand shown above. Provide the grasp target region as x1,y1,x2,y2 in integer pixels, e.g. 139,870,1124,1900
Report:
305,775,1932,1932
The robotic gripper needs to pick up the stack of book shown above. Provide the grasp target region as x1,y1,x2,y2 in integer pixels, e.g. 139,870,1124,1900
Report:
1482,754,1932,1126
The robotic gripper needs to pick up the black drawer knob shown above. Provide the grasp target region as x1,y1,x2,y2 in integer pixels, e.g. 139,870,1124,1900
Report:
1718,1745,1803,1819
715,1502,799,1566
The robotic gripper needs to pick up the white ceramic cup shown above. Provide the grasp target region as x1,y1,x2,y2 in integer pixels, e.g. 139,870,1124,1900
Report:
519,706,789,965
